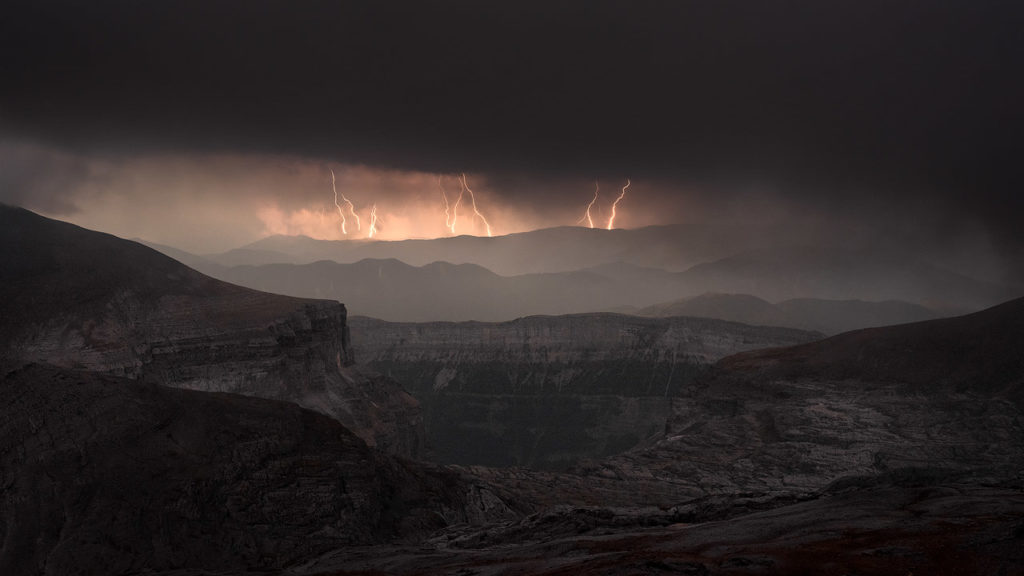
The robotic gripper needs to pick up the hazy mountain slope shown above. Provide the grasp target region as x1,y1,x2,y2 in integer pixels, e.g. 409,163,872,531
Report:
638,293,791,327
776,297,940,334
0,364,518,576
677,246,1009,310
638,293,941,335
213,258,688,321
582,297,1024,504
207,246,301,267
135,239,229,277
0,206,421,456
721,295,1024,400
221,225,722,274
147,235,1009,321
350,314,819,469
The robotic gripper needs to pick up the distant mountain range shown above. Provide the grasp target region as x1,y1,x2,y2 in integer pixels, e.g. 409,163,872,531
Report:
143,232,1014,325
197,258,685,322
201,225,733,275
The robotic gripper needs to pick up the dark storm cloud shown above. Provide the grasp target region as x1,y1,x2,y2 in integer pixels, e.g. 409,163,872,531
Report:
1,0,1022,272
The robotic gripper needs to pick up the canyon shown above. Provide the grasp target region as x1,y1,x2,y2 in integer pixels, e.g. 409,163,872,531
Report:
349,314,818,468
2,206,1022,575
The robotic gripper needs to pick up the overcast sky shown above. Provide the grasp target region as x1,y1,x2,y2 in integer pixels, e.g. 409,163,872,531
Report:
1,1,1021,280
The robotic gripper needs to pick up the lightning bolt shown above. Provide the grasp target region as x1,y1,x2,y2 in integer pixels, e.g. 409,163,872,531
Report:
330,168,348,234
450,176,464,234
606,178,630,230
341,194,360,232
577,182,599,228
438,175,453,232
460,173,492,237
367,204,381,238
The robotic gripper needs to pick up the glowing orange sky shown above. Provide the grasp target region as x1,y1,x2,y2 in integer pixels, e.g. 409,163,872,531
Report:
254,167,639,242
6,140,669,251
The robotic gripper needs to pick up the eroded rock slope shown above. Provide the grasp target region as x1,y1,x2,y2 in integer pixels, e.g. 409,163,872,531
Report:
0,205,420,456
0,364,519,576
573,297,1024,505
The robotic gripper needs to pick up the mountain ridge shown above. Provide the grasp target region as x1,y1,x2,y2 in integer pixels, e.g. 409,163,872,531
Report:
141,228,1012,320
0,205,422,456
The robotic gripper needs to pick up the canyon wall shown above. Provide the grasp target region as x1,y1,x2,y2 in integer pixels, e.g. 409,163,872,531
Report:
350,314,820,468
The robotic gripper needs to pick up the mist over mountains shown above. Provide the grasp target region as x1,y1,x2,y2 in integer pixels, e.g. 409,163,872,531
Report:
142,225,1014,329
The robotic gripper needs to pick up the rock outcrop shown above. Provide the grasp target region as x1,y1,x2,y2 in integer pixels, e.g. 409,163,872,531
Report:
350,314,819,468
292,481,1024,575
569,297,1024,505
0,205,422,457
350,313,819,395
0,364,520,576
304,298,1024,574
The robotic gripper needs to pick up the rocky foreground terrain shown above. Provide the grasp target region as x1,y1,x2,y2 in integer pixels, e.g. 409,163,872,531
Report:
0,205,421,456
294,483,1024,575
0,365,519,576
297,298,1024,575
350,314,818,469
2,206,1022,575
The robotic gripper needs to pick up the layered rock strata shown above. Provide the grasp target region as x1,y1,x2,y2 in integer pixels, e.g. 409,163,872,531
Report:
0,205,421,456
350,314,820,468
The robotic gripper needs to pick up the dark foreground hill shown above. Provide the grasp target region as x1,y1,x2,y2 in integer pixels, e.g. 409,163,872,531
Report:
0,205,420,456
291,481,1024,575
0,364,518,576
719,295,1024,401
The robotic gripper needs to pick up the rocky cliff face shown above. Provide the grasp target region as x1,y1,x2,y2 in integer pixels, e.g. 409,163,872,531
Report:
422,299,1024,519
576,372,1024,504
0,365,520,576
317,299,1024,575
566,297,1024,506
0,206,422,457
350,314,820,468
350,314,820,395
